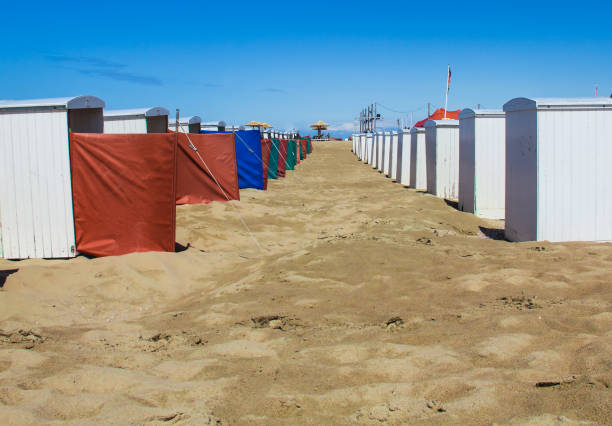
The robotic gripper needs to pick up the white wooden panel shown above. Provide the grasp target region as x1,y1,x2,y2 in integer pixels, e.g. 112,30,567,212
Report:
379,132,384,172
383,132,392,176
397,131,411,186
0,110,76,259
426,124,460,200
537,109,612,241
358,135,362,160
439,126,460,201
425,126,437,195
390,132,399,180
410,129,427,190
459,117,476,213
396,136,403,182
376,132,382,171
376,132,384,170
371,134,377,167
104,118,147,133
505,110,537,242
361,135,366,161
474,116,506,219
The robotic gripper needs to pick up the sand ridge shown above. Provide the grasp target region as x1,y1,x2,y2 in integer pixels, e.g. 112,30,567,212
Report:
0,141,610,424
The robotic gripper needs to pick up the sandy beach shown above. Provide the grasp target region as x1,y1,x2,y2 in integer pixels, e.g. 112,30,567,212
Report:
0,141,610,424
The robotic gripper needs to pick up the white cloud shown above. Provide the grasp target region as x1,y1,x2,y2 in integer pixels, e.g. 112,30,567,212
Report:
328,121,357,131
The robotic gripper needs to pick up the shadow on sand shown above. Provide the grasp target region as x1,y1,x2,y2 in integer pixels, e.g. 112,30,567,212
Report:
444,199,460,211
0,269,19,288
479,227,506,241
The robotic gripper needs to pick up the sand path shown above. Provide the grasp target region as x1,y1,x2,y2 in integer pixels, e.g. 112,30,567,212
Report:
0,141,610,424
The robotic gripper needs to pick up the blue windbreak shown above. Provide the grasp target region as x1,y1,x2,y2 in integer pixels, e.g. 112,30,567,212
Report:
201,130,264,190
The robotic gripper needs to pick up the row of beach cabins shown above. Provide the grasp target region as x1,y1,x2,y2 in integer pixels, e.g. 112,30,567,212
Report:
351,97,612,243
0,95,312,260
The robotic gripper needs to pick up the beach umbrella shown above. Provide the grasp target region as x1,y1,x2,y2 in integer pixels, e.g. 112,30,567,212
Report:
245,121,263,128
310,120,329,138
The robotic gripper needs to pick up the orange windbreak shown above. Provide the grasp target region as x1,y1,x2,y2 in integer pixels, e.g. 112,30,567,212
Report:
69,133,176,257
176,132,240,204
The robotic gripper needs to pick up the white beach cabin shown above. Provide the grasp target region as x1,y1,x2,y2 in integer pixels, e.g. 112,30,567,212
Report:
361,134,367,162
371,131,379,168
382,131,392,176
396,129,411,186
425,119,460,200
376,131,385,171
366,133,374,164
359,134,364,160
168,115,202,134
503,97,612,242
201,121,227,132
0,95,105,259
410,127,427,190
104,107,169,133
458,109,506,219
390,131,399,180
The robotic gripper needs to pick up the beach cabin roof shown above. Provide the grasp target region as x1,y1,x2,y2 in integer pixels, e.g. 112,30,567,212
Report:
202,120,227,127
168,115,202,125
105,107,169,118
424,119,459,128
503,97,612,112
458,109,504,119
0,95,105,111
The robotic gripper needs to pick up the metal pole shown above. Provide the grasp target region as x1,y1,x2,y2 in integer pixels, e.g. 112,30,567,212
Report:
428,103,430,117
374,102,377,132
444,64,450,119
175,109,179,133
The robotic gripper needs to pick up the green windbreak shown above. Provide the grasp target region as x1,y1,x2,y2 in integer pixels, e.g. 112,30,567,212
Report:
299,139,304,160
286,140,297,170
307,138,312,154
268,139,279,179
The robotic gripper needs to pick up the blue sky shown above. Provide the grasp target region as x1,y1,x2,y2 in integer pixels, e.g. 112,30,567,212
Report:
1,0,611,136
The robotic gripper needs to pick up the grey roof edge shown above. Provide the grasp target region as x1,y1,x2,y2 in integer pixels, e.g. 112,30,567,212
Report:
504,97,612,112
459,108,505,119
168,115,202,125
104,107,169,118
0,95,105,110
424,119,459,128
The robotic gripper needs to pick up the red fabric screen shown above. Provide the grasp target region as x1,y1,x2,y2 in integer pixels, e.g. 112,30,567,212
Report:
278,139,288,178
261,139,271,190
69,133,176,257
176,132,240,204
296,141,301,165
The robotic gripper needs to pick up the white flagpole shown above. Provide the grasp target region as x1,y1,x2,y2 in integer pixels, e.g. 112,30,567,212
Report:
444,64,450,119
